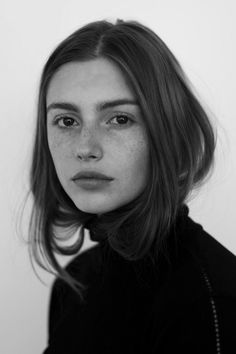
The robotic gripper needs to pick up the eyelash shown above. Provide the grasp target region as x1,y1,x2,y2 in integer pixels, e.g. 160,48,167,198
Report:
53,113,134,129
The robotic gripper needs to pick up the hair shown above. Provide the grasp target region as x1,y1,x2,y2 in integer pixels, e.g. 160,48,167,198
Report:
18,18,217,303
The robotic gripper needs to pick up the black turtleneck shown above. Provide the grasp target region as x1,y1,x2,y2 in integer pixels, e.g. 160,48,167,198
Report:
43,205,236,354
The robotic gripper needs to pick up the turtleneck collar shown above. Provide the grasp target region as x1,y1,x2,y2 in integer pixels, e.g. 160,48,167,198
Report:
81,204,189,292
82,204,190,291
83,204,189,243
83,215,109,243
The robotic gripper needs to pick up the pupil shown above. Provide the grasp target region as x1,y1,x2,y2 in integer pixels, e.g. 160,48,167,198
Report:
118,116,127,124
64,118,73,126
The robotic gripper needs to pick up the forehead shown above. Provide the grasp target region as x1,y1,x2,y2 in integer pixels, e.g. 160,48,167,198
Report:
47,58,136,103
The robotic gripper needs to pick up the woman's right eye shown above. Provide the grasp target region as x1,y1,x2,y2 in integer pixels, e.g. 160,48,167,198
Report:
54,116,77,129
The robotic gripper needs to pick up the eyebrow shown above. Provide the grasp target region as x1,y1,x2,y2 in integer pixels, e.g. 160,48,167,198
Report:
46,98,139,113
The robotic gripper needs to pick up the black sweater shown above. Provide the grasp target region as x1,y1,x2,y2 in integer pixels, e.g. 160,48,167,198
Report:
43,206,236,353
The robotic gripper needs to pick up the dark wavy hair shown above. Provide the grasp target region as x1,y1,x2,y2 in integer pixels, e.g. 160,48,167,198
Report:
17,18,217,302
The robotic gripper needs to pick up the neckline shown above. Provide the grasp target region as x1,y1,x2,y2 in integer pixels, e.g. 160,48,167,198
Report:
83,204,189,243
82,204,190,290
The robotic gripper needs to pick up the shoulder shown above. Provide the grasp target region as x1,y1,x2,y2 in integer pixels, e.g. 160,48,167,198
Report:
149,215,236,325
66,243,102,279
149,217,236,352
52,243,102,294
46,244,102,338
48,244,102,312
161,215,236,309
181,216,236,298
150,292,236,353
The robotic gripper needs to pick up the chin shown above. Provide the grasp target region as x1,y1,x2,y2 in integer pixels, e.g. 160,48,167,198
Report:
73,202,111,215
70,193,127,215
78,202,121,215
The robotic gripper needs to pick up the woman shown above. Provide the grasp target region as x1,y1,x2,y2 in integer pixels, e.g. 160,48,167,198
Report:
23,18,236,353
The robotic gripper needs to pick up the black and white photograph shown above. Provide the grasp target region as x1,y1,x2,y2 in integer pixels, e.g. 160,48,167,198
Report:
1,0,236,353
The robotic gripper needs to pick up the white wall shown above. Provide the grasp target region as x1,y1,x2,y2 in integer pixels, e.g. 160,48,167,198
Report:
1,0,236,353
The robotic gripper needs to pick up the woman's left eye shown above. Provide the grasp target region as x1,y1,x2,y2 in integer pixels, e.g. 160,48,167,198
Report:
108,114,133,127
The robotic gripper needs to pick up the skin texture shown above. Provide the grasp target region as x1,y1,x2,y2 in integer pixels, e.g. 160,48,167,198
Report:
46,58,150,215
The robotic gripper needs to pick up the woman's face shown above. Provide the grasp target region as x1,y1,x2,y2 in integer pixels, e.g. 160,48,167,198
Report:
46,58,149,215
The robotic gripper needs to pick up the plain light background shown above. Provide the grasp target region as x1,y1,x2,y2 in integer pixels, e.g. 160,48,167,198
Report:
1,0,236,353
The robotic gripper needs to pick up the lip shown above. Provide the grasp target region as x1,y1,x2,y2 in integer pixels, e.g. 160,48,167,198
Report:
73,178,113,190
72,170,114,180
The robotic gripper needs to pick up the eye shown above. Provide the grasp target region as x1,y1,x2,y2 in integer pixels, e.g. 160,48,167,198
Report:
108,114,133,127
53,113,134,129
53,116,78,128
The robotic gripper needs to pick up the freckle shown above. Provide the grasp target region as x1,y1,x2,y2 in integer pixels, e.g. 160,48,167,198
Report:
129,142,141,154
51,137,63,150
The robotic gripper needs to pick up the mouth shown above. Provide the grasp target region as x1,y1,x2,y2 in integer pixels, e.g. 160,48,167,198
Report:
72,171,114,180
73,177,113,190
77,177,112,180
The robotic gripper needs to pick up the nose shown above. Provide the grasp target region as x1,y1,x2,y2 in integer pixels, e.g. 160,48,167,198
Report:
77,150,101,161
75,127,103,162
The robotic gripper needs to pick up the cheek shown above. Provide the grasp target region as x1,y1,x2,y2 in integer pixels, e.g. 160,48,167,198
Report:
47,135,71,172
48,129,70,153
121,134,149,180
